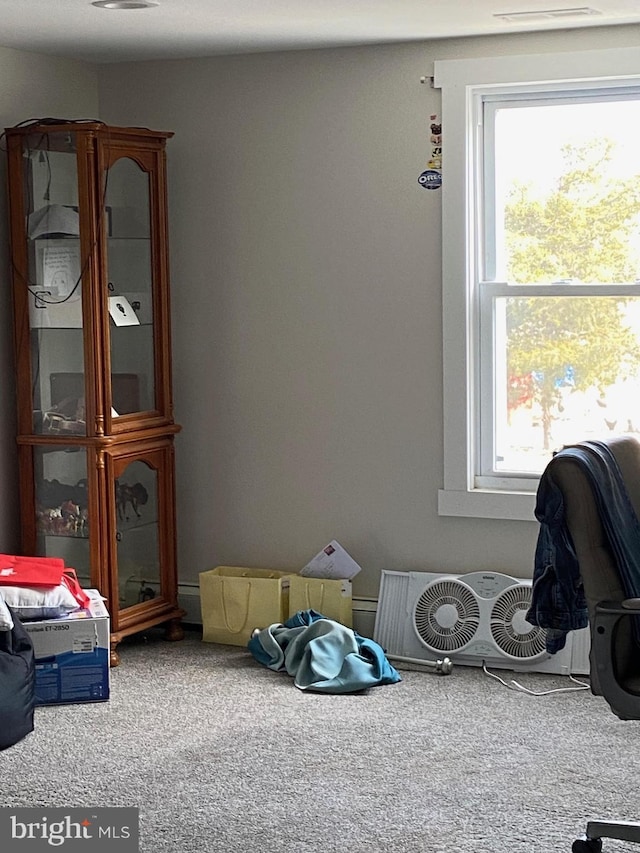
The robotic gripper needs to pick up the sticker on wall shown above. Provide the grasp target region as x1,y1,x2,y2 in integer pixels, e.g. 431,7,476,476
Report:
418,113,442,190
418,169,442,190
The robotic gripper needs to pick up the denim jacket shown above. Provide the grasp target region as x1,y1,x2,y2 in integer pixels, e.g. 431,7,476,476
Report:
526,440,640,653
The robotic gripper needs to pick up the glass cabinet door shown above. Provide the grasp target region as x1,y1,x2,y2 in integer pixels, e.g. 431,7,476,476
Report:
21,132,86,437
104,157,156,418
113,457,161,611
34,445,91,586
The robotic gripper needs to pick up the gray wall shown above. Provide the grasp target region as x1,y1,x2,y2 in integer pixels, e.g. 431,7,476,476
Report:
3,28,639,599
96,25,640,598
0,47,98,551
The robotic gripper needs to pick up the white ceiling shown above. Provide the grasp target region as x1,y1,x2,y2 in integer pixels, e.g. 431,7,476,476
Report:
3,0,640,64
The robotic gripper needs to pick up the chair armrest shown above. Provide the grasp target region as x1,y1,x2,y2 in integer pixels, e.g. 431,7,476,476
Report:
594,598,640,615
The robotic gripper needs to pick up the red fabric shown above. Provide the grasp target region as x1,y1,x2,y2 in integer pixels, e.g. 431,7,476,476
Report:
0,555,66,586
0,555,90,609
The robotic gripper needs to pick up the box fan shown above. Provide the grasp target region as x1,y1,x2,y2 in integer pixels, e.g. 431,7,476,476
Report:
373,570,590,675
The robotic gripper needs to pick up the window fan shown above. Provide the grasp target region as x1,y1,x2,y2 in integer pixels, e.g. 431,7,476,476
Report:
374,570,589,675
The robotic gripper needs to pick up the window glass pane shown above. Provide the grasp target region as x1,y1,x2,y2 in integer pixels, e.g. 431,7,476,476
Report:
494,295,640,473
437,53,640,515
491,98,640,284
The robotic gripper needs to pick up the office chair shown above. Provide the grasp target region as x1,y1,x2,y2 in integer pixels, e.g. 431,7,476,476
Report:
539,436,640,852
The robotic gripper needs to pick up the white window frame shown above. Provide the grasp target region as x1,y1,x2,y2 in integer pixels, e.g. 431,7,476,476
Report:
435,46,640,521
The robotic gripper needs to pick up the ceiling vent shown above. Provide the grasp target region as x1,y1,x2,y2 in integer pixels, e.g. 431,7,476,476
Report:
493,7,601,23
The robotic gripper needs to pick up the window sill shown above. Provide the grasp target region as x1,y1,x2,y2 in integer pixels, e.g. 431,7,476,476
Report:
438,488,536,521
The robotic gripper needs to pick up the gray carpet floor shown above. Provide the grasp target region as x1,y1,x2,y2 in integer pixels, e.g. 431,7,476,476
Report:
2,628,639,853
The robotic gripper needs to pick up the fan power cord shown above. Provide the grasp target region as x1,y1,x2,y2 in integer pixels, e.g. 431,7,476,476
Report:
482,661,590,695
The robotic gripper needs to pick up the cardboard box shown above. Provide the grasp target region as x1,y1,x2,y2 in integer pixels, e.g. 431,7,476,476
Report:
22,589,110,706
199,566,293,646
288,576,353,627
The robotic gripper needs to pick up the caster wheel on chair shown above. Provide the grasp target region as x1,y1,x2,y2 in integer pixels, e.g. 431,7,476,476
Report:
572,838,603,853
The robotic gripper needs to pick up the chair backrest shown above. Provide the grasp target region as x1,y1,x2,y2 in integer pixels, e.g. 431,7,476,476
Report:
549,436,640,696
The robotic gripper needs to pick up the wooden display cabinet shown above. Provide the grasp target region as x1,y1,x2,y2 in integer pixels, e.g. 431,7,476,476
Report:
5,120,184,665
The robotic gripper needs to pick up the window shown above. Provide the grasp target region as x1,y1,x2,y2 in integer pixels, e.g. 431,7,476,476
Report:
435,47,640,520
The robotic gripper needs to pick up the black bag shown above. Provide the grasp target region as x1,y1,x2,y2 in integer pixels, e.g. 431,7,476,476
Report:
0,609,35,750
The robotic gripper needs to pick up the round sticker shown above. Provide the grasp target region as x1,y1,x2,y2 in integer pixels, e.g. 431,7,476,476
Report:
418,169,442,190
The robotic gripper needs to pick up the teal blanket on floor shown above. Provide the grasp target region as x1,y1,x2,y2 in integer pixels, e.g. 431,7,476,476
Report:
247,609,401,694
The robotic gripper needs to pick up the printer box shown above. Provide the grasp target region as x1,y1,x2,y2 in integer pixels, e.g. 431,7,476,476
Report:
23,589,110,706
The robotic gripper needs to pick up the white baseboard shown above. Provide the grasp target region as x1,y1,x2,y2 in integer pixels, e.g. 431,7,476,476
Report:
178,584,205,624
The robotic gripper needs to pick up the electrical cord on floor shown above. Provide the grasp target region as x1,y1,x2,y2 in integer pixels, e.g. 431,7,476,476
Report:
482,661,590,695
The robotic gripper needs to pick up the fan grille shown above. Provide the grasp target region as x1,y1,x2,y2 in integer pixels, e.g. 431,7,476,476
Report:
490,585,546,659
414,580,480,652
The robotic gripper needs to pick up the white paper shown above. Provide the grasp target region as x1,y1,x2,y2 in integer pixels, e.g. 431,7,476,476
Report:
299,540,362,580
28,204,79,239
108,295,140,326
121,291,152,324
40,242,81,301
29,296,83,328
30,240,83,328
30,295,83,330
